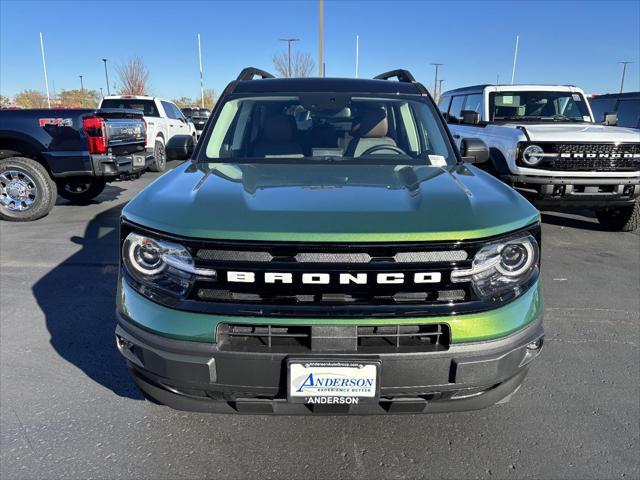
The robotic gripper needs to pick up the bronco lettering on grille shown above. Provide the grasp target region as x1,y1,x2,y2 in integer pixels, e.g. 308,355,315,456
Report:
227,271,442,285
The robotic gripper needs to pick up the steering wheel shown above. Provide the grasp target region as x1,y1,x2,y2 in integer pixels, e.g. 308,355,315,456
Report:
359,144,408,157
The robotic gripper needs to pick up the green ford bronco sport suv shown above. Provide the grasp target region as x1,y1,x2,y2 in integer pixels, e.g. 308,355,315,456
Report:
116,68,544,414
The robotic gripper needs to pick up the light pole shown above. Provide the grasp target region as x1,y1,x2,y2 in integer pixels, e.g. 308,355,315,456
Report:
431,63,443,101
318,0,324,77
618,61,633,93
102,58,110,95
438,79,444,98
79,75,84,92
279,38,300,78
100,87,104,98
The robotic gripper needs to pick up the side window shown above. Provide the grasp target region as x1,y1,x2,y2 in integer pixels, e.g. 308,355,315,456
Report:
438,96,451,113
161,101,177,119
448,96,465,119
399,102,420,153
172,103,186,121
589,97,616,123
463,94,483,114
616,99,640,128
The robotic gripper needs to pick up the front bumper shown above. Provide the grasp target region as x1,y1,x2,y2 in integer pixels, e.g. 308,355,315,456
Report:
505,174,640,207
115,291,544,414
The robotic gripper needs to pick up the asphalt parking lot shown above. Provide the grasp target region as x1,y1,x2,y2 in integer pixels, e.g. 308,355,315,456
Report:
1,162,638,480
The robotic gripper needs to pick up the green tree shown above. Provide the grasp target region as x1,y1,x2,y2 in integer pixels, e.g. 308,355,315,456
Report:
14,89,49,108
0,95,10,106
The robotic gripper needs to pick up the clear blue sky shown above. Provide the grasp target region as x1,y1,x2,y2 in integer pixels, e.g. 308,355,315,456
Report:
1,0,639,99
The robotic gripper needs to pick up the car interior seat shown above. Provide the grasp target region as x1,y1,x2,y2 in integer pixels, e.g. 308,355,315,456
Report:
345,107,397,157
251,114,304,157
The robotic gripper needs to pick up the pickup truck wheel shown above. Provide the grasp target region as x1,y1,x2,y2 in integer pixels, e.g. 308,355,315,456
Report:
57,178,107,204
0,156,57,222
148,139,166,172
595,201,639,232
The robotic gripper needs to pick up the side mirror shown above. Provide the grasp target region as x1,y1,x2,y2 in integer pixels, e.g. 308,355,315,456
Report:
460,138,489,164
460,110,480,125
165,134,194,160
604,112,618,126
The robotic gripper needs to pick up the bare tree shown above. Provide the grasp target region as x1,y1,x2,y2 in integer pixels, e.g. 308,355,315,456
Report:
202,89,216,109
116,57,150,95
272,51,316,78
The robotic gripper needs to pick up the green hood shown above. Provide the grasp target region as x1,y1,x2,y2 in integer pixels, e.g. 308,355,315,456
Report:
123,162,539,242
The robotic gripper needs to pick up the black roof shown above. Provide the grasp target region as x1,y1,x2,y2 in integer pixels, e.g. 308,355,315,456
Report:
232,77,423,95
591,92,640,100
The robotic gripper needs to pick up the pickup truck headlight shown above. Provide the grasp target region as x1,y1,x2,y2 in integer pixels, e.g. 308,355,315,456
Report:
521,144,544,166
451,233,539,300
122,232,216,297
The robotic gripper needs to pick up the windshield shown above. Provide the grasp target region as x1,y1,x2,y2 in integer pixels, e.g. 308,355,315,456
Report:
489,91,591,122
101,99,159,117
183,108,211,118
201,94,456,165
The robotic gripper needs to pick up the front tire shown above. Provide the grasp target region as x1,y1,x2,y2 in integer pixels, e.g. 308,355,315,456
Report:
148,139,166,172
57,178,107,204
0,156,57,222
595,201,639,232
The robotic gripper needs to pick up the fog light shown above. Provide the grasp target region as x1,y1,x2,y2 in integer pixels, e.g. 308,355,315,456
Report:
116,334,134,352
526,338,543,350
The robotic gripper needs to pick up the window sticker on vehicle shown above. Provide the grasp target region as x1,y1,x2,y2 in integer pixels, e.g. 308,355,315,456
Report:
583,116,591,122
502,95,514,104
429,154,447,166
572,94,582,102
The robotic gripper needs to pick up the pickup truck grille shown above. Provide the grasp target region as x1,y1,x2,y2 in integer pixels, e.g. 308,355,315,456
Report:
530,143,640,172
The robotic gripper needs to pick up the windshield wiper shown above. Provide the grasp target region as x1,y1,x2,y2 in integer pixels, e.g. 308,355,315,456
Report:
547,114,585,122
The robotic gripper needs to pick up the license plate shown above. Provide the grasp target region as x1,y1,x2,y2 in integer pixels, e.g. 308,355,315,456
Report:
132,154,145,167
288,359,380,404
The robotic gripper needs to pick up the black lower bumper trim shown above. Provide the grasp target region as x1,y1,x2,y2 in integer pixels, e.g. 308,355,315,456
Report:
115,313,543,414
505,175,640,206
130,366,529,415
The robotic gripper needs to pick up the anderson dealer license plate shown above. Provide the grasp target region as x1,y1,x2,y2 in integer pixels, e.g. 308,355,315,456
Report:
288,360,380,405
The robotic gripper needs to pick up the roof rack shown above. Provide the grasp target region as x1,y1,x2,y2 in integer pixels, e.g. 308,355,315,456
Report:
236,67,276,81
374,69,417,83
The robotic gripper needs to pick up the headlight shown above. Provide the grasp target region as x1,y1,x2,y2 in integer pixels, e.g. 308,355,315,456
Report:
521,144,544,166
122,232,215,297
451,233,539,300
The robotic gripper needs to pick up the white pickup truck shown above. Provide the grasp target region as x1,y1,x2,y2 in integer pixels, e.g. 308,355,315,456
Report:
439,84,640,231
100,96,196,172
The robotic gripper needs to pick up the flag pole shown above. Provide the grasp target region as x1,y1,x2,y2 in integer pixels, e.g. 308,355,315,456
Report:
198,33,205,108
39,32,51,108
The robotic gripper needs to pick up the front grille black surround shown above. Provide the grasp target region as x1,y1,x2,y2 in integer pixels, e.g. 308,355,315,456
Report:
517,142,640,171
121,220,541,318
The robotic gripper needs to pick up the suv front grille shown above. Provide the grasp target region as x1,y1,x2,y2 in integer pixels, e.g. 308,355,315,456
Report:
186,240,479,316
217,323,449,353
525,143,640,171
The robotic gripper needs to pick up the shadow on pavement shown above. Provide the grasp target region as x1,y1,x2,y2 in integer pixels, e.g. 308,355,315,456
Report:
55,184,127,206
540,208,603,231
32,201,143,400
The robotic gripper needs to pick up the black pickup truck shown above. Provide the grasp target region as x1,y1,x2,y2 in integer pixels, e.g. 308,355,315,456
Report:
0,108,148,221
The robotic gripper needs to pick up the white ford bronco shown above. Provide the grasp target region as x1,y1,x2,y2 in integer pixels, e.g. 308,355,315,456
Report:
439,84,640,231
